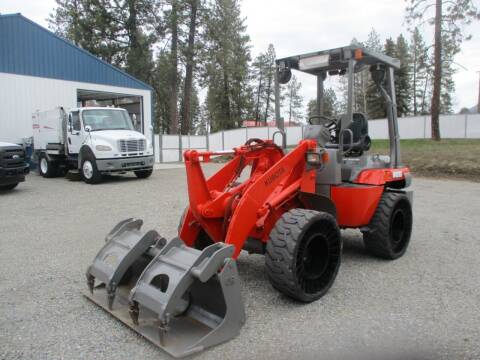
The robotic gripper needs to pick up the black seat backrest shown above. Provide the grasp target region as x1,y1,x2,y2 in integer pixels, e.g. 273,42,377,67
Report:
340,113,371,156
348,113,368,142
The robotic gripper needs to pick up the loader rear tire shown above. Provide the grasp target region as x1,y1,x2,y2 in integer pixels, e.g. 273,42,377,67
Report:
363,191,412,260
265,209,342,303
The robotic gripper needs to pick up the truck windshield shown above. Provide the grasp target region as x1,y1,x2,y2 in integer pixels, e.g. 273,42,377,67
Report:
82,109,135,131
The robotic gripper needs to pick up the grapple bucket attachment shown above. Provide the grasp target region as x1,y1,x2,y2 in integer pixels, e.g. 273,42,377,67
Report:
84,219,245,358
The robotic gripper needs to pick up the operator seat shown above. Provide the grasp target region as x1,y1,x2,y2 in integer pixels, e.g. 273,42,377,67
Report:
338,112,371,156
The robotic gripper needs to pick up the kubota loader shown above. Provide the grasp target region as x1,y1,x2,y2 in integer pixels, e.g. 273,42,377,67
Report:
85,45,413,357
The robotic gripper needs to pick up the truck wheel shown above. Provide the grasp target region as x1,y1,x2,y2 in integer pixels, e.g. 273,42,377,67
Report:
134,169,153,179
265,209,342,302
38,154,58,178
0,183,18,191
363,192,412,260
81,155,102,184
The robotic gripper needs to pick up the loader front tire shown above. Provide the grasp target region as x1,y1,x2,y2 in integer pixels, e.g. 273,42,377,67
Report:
363,192,412,260
265,209,342,303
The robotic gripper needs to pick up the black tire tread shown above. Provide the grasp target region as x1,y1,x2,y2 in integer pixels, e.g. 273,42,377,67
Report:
363,191,412,259
134,169,153,179
81,153,102,184
39,154,58,178
265,208,341,302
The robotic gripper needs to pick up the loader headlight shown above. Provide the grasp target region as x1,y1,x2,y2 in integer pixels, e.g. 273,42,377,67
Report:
299,54,330,71
306,150,328,166
306,152,321,165
96,145,112,151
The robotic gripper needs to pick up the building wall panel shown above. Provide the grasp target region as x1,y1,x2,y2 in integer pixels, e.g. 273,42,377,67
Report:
0,72,151,144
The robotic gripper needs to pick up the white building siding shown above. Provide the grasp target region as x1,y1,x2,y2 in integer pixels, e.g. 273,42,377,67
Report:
0,72,152,144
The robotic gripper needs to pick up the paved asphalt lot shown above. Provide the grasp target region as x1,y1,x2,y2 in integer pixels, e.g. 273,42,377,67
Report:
1,166,480,360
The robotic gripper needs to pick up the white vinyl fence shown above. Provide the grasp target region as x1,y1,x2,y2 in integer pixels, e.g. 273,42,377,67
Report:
155,113,480,163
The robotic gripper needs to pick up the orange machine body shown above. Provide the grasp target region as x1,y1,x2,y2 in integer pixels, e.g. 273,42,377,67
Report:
178,140,409,259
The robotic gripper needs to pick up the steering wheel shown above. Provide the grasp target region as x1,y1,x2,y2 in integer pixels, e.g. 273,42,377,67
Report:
308,115,337,127
245,138,265,146
308,115,339,142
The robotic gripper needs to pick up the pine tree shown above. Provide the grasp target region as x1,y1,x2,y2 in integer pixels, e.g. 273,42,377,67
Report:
261,44,276,123
167,0,180,134
365,28,386,119
180,0,200,135
439,33,458,114
409,28,430,115
48,0,83,45
406,0,480,140
152,51,173,133
284,75,303,122
203,0,252,131
395,34,412,117
307,88,339,119
251,52,268,125
123,0,156,84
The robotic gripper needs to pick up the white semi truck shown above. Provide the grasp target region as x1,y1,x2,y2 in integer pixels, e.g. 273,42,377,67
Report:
32,107,154,184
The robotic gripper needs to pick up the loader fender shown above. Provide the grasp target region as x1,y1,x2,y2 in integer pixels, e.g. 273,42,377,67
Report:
298,191,337,219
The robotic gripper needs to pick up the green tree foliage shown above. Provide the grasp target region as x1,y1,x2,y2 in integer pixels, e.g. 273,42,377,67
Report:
180,0,199,135
395,34,412,117
365,29,387,119
203,0,253,131
251,44,278,124
284,75,303,121
406,0,480,140
307,88,339,119
409,28,430,115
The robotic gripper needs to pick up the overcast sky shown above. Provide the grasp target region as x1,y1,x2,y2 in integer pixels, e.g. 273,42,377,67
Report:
2,0,479,112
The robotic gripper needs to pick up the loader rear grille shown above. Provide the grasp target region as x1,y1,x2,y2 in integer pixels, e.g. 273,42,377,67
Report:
118,139,146,153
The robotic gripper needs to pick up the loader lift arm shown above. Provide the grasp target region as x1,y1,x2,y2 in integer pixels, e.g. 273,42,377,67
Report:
179,139,322,258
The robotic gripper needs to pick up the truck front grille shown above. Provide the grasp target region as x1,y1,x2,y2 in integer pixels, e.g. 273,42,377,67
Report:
0,148,25,168
118,139,146,153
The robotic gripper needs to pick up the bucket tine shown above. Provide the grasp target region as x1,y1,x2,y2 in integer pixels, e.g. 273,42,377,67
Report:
85,219,162,309
125,239,245,357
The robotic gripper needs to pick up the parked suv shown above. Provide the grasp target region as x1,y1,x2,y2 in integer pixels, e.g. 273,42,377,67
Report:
0,142,30,190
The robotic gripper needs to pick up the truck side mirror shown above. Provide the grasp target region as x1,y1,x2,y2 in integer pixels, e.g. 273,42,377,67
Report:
85,125,92,132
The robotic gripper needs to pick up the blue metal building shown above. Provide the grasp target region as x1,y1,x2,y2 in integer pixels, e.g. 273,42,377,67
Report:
0,13,154,145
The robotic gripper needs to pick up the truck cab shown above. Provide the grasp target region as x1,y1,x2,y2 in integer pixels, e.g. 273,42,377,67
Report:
33,107,154,184
0,142,30,191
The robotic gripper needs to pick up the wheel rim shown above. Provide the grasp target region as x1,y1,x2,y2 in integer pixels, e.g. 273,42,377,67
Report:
390,203,411,253
82,161,94,179
40,158,48,174
296,222,341,295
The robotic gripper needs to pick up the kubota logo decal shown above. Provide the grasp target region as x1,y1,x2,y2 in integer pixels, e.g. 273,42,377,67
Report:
264,167,285,187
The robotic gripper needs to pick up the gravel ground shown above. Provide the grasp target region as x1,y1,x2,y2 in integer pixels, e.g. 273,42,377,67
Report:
1,167,479,360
